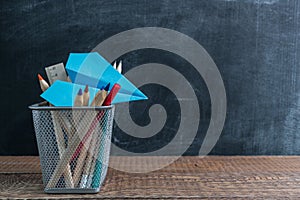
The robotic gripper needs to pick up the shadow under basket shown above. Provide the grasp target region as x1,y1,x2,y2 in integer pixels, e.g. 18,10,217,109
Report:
29,102,115,193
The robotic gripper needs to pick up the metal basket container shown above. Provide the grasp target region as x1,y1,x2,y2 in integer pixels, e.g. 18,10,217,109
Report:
29,102,115,193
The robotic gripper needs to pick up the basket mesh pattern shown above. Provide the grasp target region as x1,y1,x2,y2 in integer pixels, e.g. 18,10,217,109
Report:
31,107,114,192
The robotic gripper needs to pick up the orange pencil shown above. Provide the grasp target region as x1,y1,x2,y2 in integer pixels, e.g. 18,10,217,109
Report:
38,74,49,92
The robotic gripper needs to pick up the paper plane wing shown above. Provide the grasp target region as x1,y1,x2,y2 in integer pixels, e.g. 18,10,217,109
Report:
65,52,147,101
40,80,143,106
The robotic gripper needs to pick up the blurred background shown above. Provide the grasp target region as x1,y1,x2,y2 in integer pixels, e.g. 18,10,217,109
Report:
0,0,299,155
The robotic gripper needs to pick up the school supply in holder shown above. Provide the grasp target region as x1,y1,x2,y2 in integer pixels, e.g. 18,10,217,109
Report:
29,52,147,193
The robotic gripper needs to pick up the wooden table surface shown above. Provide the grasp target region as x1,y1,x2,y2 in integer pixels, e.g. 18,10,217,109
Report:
0,156,299,199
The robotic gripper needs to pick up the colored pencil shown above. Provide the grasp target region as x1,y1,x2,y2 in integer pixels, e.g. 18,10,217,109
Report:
79,130,98,188
83,85,90,106
90,90,107,107
70,88,108,160
46,108,101,188
81,83,110,187
74,88,83,107
72,126,94,186
47,84,121,188
38,74,49,92
79,83,109,187
91,83,121,188
38,74,74,188
102,84,121,106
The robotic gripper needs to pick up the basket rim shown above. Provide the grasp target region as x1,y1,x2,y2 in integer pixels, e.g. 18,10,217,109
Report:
29,101,114,110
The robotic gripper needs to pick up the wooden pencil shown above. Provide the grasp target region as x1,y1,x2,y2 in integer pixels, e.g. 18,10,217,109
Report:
70,88,107,161
90,90,107,107
79,130,98,188
71,87,89,186
86,128,102,187
38,74,49,92
72,126,94,186
76,87,108,187
102,84,121,106
38,74,74,188
46,110,100,188
82,84,109,187
83,85,90,106
91,84,121,188
74,88,83,107
46,84,120,188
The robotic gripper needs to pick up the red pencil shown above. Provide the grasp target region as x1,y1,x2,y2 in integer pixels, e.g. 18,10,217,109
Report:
102,84,121,106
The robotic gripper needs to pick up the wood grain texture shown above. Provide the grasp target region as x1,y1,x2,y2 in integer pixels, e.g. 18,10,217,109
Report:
0,156,40,173
0,156,300,199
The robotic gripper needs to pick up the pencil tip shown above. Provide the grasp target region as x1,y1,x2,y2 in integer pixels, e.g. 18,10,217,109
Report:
84,85,89,93
78,88,83,95
38,74,43,80
104,83,110,91
117,60,122,73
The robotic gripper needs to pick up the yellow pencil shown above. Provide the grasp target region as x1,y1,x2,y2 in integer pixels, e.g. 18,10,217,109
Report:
90,90,107,107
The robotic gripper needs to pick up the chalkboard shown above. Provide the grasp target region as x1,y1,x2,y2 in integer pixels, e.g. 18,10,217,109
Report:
0,0,299,155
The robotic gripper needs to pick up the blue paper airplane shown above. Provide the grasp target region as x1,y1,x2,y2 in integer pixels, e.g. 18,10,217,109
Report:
40,80,141,106
40,52,148,106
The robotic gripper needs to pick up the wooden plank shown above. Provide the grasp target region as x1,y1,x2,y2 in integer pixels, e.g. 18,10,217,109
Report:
0,156,299,199
0,156,41,173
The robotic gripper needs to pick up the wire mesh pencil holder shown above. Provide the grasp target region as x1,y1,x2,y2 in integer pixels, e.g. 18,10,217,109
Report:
29,103,115,193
